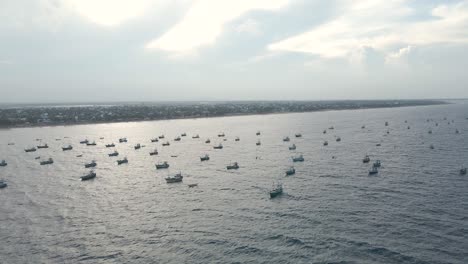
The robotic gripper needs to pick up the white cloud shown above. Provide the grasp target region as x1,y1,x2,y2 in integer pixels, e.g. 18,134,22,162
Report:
146,0,289,54
235,18,261,35
267,0,468,60
385,45,412,65
68,0,155,27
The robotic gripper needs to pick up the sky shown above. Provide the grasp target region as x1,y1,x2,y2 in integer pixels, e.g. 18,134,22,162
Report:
1,0,468,103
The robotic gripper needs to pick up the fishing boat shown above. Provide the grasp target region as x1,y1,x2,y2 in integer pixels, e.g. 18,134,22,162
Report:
456,129,459,134
40,158,54,165
80,139,89,144
158,135,165,139
235,137,240,141
292,155,304,162
119,138,127,143
151,138,159,143
149,149,158,156
285,167,295,176
84,160,97,168
0,160,7,167
174,136,181,141
289,144,296,150
408,126,411,129
37,143,48,149
25,147,37,152
108,151,119,157
373,160,381,168
226,162,239,170
295,133,302,138
162,141,170,146
76,154,83,158
363,155,370,163
134,143,141,150
35,156,40,160
460,168,467,175
105,143,115,148
369,166,379,175
165,172,183,183
117,157,128,165
430,144,435,149
181,133,187,137
7,143,14,145
256,131,261,136
200,154,210,161
336,137,341,142
100,137,104,140
62,145,73,151
188,183,198,188
269,182,283,198
81,171,96,181
428,130,432,134
0,180,7,188
213,144,223,149
323,130,327,134
361,125,365,129
218,132,225,137
256,140,261,146
283,136,290,142
192,134,199,139
385,121,388,126
376,143,381,146
86,141,96,146
323,141,328,146
156,161,169,169
329,126,334,130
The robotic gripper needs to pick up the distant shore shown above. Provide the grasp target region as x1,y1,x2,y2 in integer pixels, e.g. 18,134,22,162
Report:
0,100,447,129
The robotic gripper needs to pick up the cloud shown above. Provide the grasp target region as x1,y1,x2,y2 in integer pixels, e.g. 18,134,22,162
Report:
68,0,155,27
385,45,412,65
235,18,261,35
267,0,468,60
145,0,289,54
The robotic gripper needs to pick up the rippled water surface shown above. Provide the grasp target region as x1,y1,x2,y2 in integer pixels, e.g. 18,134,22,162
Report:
1,103,468,264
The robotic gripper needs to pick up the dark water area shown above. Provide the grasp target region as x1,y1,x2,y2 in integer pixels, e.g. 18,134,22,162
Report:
0,102,467,263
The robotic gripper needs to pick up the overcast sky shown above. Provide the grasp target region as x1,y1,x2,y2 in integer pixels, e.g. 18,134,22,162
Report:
1,0,468,103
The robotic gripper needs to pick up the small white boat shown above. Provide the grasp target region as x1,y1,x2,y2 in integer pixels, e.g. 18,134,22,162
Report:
285,167,295,176
156,161,169,169
369,166,378,175
62,145,73,151
108,151,119,157
292,155,304,162
213,144,223,149
269,182,283,198
226,162,239,170
117,157,128,165
363,155,370,163
81,170,96,181
85,160,97,168
40,158,54,165
165,172,183,183
25,147,37,152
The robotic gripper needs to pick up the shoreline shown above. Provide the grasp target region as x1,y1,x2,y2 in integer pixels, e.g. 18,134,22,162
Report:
0,100,448,130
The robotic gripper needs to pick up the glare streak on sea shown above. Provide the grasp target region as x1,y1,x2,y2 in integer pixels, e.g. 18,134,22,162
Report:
1,102,468,264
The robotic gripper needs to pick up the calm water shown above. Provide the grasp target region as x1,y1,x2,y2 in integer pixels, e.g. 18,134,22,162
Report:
1,103,467,264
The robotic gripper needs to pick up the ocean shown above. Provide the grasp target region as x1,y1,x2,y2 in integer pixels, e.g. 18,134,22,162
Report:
1,102,467,263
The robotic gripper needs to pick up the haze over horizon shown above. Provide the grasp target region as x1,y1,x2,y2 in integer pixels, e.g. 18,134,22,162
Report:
1,0,468,103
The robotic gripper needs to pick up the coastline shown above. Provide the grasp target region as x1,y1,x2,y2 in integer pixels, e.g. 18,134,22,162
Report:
0,100,448,130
